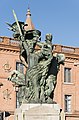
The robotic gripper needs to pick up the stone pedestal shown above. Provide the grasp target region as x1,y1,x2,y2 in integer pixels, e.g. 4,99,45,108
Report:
14,103,63,120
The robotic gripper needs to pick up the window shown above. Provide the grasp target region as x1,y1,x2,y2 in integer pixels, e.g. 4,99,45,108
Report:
64,68,71,83
16,62,24,73
0,112,3,120
65,95,72,112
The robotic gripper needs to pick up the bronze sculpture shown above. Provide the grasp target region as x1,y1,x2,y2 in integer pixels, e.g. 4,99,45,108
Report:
8,10,65,105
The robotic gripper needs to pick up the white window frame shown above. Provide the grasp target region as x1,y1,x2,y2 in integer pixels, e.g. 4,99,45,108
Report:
64,67,71,83
64,95,72,112
16,62,24,73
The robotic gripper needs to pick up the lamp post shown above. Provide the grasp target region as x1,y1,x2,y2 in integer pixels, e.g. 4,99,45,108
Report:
13,83,25,108
13,85,19,92
13,84,19,108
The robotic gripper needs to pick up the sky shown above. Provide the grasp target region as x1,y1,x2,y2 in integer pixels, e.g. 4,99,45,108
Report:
0,0,79,47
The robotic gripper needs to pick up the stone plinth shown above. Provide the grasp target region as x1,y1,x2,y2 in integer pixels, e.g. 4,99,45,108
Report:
14,103,61,120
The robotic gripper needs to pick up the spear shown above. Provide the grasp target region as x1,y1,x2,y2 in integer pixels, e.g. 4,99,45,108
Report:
12,10,22,36
12,9,30,67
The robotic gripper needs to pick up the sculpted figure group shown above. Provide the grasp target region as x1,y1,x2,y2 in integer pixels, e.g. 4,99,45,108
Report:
8,21,65,105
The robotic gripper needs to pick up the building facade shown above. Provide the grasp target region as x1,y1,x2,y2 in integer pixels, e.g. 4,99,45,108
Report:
53,45,79,120
0,8,79,120
0,36,19,120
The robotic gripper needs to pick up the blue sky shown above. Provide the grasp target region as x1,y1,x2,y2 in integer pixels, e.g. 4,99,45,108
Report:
0,0,79,47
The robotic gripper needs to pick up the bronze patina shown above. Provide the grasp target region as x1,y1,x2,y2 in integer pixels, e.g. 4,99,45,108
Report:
8,10,65,105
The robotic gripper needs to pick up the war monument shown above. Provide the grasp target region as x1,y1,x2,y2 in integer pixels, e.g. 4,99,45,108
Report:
7,10,65,120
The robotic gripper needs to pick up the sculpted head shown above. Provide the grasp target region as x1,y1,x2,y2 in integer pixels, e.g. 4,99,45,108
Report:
45,34,53,43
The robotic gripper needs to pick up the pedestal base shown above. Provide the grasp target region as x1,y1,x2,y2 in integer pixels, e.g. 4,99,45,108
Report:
14,103,65,120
